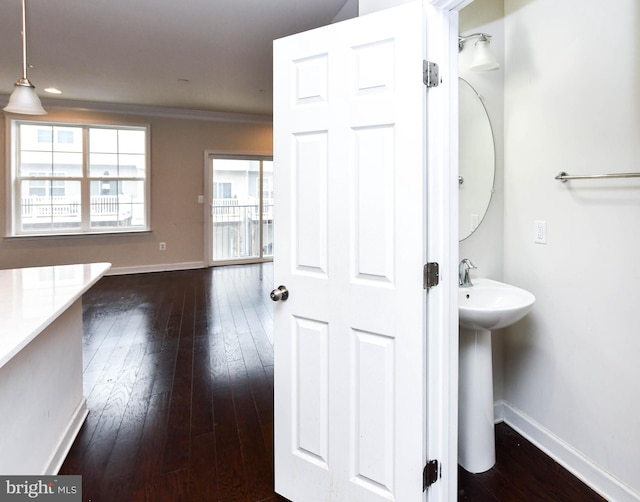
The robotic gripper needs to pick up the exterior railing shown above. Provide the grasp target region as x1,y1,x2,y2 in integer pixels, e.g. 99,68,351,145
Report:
212,198,273,222
21,195,133,221
212,198,274,260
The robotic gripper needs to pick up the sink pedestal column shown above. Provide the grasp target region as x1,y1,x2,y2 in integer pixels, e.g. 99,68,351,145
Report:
459,327,495,473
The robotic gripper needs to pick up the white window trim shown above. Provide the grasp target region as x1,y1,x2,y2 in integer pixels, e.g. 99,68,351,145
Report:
5,117,151,237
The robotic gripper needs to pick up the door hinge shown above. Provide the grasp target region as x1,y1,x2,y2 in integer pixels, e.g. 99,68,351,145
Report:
423,459,440,491
424,262,439,290
423,60,440,88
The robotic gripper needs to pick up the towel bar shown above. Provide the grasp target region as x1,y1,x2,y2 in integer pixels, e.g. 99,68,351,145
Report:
555,171,640,182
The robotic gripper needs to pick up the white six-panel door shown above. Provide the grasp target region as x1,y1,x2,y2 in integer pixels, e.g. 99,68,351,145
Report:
273,3,437,501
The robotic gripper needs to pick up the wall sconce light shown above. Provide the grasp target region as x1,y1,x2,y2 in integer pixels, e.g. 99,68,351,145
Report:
4,0,47,115
458,33,500,72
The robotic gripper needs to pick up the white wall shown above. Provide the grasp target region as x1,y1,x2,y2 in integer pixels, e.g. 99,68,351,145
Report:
503,0,640,499
459,0,506,398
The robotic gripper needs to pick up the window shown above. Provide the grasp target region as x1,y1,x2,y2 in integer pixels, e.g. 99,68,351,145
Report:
213,182,232,199
258,174,274,199
8,121,150,236
57,130,75,144
27,172,66,197
210,156,273,263
37,128,53,143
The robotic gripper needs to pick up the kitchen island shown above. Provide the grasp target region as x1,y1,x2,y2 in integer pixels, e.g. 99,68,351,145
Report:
0,262,111,474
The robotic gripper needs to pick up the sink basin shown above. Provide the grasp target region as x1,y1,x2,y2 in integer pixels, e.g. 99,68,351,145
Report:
459,278,535,330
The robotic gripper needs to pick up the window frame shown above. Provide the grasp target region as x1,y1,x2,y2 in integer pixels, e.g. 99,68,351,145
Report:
206,153,273,266
6,118,151,237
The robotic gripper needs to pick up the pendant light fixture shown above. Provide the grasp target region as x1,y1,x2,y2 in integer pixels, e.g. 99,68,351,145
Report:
4,0,47,115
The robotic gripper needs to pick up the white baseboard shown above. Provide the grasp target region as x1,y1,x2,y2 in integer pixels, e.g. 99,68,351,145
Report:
494,400,640,502
46,399,89,475
108,261,207,275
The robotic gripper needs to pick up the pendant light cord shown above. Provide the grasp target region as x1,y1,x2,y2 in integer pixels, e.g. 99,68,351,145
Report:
20,0,28,83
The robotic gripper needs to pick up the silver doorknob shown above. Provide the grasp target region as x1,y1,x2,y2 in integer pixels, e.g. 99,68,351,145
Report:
270,285,289,302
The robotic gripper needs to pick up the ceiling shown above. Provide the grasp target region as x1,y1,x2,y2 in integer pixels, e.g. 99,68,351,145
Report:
0,0,358,118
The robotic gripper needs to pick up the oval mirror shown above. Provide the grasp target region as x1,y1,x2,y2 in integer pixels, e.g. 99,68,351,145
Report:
459,78,495,241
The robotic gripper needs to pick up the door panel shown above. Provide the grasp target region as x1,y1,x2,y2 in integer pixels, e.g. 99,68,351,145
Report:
273,3,429,501
293,132,328,276
292,317,329,464
352,125,395,283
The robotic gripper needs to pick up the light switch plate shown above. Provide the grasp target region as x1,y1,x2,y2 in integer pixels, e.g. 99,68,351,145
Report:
534,220,547,244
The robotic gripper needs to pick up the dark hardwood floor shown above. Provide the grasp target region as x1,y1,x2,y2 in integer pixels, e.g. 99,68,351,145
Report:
60,263,607,501
458,423,607,501
60,264,286,501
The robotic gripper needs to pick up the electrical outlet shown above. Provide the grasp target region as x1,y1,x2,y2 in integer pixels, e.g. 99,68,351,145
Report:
159,242,167,251
197,195,204,204
470,213,479,232
534,221,547,244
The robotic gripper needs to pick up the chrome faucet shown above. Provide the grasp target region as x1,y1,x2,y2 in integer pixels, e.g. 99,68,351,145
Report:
459,258,477,287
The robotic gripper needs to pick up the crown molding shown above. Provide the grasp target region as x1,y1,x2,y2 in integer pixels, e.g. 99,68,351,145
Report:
0,95,273,124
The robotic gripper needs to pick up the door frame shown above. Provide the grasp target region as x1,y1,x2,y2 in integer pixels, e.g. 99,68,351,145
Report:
422,0,469,499
204,150,273,267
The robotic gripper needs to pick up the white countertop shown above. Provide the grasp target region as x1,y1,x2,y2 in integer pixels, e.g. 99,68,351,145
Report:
0,262,111,368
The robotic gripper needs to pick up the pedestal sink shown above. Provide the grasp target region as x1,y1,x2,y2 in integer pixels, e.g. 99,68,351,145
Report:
458,278,535,473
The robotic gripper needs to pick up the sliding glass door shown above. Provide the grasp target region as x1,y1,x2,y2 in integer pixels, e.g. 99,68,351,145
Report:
208,155,273,265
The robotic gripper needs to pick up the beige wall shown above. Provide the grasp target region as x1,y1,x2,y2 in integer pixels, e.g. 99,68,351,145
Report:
0,107,272,272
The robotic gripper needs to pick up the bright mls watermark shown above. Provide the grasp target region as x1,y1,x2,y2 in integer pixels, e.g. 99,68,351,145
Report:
0,476,81,501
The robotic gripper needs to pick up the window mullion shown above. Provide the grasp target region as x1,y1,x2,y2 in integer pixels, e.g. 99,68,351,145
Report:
81,127,91,231
258,160,264,259
13,126,23,234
